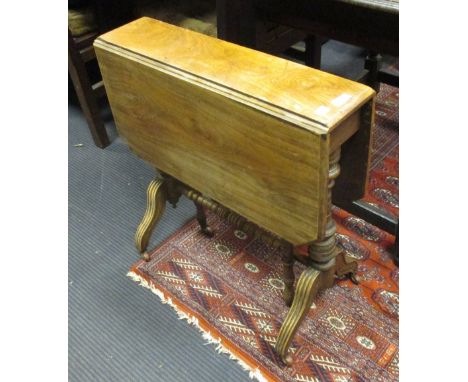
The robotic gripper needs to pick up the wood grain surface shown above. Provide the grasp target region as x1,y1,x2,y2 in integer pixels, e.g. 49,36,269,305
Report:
95,17,373,132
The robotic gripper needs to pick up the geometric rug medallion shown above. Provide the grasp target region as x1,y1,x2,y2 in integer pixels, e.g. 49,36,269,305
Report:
129,207,399,382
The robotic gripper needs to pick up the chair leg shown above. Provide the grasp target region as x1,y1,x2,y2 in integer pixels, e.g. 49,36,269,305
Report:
364,51,382,93
304,35,322,69
68,30,109,148
135,178,167,261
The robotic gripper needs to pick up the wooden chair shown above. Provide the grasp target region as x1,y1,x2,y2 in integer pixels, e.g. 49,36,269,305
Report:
68,28,109,148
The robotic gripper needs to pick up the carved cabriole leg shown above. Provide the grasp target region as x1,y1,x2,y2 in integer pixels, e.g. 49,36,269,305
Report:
135,178,167,261
275,149,342,365
276,268,322,365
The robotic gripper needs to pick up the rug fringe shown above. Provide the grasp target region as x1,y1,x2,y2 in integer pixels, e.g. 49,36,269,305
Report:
127,271,269,382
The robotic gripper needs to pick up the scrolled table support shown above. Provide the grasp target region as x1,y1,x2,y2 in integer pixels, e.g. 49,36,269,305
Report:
135,177,167,261
276,267,322,365
275,149,343,365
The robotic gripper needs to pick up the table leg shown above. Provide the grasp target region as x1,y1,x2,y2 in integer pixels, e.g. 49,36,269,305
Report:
275,149,344,364
304,35,323,69
135,178,167,261
195,203,214,237
282,245,295,307
276,267,323,365
365,51,382,92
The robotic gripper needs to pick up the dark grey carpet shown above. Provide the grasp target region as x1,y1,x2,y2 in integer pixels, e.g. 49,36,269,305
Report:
69,104,252,382
69,40,394,381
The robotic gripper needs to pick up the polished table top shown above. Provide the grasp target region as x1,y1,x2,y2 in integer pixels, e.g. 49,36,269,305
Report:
96,17,373,133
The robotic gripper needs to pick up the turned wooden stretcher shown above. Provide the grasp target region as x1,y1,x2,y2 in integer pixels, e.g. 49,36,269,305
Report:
94,17,375,365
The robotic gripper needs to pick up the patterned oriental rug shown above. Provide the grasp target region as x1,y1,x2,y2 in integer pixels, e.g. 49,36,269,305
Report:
129,84,399,382
129,208,398,382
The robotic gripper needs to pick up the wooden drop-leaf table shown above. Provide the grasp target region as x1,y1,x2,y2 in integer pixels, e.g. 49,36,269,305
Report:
95,17,375,365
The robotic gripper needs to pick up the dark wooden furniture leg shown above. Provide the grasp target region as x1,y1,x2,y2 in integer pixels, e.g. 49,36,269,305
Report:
365,51,382,93
304,35,323,68
282,245,295,307
68,29,109,148
195,203,214,237
378,68,399,88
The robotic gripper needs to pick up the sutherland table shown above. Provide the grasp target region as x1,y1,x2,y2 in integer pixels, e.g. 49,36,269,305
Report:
95,17,375,365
